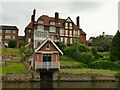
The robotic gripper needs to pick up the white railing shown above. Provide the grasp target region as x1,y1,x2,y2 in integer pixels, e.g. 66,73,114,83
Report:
35,62,60,70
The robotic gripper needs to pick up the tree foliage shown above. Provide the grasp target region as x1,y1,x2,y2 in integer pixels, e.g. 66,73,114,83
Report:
8,40,17,48
110,30,120,61
89,35,112,52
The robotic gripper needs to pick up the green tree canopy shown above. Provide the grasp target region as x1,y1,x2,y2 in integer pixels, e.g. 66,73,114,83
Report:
110,30,120,61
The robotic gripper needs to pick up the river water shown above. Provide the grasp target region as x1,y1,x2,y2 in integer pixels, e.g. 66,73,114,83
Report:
2,81,120,89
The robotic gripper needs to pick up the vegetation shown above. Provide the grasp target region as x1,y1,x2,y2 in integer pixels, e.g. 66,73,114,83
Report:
8,40,17,48
60,69,117,74
2,48,22,57
110,30,120,61
115,71,120,81
0,62,28,74
19,45,32,59
89,34,112,52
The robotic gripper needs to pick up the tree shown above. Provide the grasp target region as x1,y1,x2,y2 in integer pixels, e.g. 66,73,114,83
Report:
110,30,120,61
8,40,17,48
89,35,112,52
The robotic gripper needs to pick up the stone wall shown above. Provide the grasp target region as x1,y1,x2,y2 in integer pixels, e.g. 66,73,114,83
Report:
2,72,116,82
57,73,116,81
2,73,33,81
11,57,22,63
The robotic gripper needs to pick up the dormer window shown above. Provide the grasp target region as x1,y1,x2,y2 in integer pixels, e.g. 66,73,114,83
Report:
38,20,43,24
37,25,44,31
46,43,50,50
50,21,55,25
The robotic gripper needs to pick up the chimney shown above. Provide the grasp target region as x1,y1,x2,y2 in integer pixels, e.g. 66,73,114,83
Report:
76,16,80,27
55,12,59,20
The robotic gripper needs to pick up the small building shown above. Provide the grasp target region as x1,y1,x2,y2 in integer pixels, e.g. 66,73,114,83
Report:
0,25,19,46
33,38,63,70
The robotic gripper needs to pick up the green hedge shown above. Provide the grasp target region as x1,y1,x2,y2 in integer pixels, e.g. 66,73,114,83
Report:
89,60,119,70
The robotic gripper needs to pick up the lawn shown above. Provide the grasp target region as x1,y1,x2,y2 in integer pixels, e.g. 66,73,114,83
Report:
60,68,117,74
60,60,87,68
2,48,22,57
0,62,29,74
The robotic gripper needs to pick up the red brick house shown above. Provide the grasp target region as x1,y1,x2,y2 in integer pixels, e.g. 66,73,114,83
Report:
32,38,63,70
24,10,86,50
0,25,19,46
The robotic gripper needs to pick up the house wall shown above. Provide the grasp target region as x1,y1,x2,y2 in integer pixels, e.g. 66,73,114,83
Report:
39,42,58,52
0,29,18,46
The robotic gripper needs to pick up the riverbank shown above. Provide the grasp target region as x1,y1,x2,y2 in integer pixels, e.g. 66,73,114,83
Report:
2,72,119,82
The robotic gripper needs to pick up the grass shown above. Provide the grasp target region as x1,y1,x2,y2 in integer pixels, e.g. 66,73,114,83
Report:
60,68,117,74
2,48,22,57
0,62,29,74
60,60,87,68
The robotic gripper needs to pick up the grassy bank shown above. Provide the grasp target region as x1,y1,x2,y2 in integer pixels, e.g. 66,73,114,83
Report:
0,62,28,74
60,69,117,74
2,48,22,57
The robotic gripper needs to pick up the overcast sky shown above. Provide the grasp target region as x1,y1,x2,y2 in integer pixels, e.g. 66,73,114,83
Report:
0,0,119,40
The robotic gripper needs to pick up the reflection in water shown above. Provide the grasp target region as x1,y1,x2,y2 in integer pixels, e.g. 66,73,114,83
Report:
2,81,120,89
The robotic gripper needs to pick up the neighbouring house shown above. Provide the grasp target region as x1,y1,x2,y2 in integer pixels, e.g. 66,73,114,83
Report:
18,36,25,44
31,38,63,70
24,9,87,50
0,25,19,46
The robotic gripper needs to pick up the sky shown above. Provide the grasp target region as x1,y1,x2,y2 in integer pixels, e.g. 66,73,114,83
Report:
0,0,119,40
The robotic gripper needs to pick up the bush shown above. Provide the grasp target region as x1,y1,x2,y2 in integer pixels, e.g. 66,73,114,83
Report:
63,46,76,58
78,44,90,52
115,71,120,81
74,52,94,64
18,42,25,48
89,60,119,70
8,40,17,48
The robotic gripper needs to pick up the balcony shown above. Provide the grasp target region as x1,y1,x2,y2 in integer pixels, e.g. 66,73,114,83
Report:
35,62,60,70
34,31,49,39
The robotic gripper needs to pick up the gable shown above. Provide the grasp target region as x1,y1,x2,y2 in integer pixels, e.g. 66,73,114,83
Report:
35,38,63,55
66,17,72,22
39,41,58,51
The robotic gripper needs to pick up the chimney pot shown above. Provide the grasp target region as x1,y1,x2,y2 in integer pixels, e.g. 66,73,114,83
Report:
76,16,80,27
55,12,59,19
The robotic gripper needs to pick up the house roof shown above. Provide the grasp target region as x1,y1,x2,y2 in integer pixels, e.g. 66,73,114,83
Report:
25,14,86,35
35,38,63,55
0,25,19,30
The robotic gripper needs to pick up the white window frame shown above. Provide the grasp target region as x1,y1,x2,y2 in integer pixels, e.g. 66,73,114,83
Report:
13,30,17,34
70,38,73,44
60,37,63,42
12,36,15,39
38,20,43,24
65,38,67,44
69,30,72,37
5,35,10,39
37,25,44,31
65,30,68,36
49,26,56,33
5,30,11,34
0,30,2,33
50,21,55,25
69,23,73,29
46,43,50,50
65,22,68,29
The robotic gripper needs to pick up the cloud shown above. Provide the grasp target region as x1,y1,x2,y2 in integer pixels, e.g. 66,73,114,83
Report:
1,1,118,39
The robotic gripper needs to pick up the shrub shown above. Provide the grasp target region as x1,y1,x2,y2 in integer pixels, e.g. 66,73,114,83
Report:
89,60,119,70
18,42,25,48
8,40,17,48
115,71,120,81
74,52,94,64
78,44,90,52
